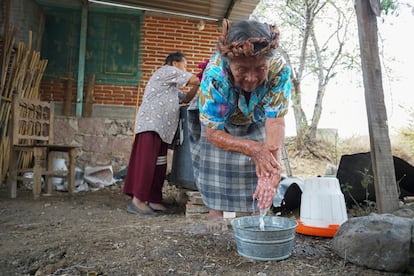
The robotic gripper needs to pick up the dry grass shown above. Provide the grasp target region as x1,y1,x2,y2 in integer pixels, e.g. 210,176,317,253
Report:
283,134,413,179
338,134,413,165
282,134,413,218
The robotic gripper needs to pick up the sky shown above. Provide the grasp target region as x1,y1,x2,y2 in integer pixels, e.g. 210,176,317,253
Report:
284,6,414,139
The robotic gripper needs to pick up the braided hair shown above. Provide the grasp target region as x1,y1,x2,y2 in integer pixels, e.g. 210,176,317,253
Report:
218,19,279,60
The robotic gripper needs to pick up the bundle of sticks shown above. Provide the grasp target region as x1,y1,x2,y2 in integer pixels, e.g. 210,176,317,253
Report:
0,27,48,183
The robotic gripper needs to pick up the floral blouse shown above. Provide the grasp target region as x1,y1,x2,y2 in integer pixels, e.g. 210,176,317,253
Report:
136,65,192,144
198,52,291,130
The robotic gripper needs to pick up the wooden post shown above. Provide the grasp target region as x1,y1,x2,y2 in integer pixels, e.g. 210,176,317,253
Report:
76,3,88,117
355,0,399,213
63,73,73,116
83,73,95,117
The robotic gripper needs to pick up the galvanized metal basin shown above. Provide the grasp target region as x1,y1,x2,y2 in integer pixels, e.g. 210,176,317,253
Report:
231,216,298,261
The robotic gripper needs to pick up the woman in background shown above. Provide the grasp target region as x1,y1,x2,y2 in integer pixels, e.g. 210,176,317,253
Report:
124,52,200,215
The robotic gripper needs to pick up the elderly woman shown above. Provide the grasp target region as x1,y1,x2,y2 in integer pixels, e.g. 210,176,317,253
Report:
188,19,291,229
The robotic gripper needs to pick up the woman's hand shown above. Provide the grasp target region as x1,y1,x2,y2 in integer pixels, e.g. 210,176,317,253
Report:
251,143,281,178
205,127,282,178
253,174,280,210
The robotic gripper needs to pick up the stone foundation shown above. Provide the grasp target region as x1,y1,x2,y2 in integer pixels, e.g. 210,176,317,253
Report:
53,116,134,174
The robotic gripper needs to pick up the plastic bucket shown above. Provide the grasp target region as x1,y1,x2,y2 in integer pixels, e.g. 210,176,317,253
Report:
231,216,298,261
297,177,348,237
170,105,197,190
51,158,67,186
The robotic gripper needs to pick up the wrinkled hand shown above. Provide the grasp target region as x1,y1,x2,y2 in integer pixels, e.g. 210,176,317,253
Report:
253,174,280,210
251,143,281,178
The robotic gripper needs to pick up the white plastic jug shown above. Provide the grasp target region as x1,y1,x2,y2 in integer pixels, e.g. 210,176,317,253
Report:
297,177,347,237
51,158,67,186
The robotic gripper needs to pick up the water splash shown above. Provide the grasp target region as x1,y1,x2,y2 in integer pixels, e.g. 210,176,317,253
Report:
259,207,269,231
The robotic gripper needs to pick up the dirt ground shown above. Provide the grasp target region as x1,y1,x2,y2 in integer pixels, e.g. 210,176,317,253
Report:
0,156,407,276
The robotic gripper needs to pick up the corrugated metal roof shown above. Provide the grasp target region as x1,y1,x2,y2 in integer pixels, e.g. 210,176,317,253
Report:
88,0,260,22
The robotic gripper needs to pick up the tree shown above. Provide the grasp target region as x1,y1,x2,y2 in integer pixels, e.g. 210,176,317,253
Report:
252,0,409,212
252,0,357,152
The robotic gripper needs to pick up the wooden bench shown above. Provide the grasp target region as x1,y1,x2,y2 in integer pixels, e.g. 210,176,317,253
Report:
7,94,78,199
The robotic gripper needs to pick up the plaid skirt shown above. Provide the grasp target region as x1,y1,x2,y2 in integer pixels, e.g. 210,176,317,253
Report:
187,101,264,213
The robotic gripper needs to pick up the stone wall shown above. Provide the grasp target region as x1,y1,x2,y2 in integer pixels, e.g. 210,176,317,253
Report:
53,116,135,174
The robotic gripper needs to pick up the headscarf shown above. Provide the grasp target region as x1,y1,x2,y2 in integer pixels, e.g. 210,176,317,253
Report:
218,19,280,58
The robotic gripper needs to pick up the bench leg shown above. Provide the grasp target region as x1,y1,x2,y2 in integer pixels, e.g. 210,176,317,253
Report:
33,147,43,199
7,148,18,198
67,148,76,194
46,150,54,195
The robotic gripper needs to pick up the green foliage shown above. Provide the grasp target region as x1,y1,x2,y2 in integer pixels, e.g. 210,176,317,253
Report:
341,168,377,216
381,0,400,15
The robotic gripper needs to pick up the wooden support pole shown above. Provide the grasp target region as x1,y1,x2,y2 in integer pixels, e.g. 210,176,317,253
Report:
83,73,95,117
76,3,88,117
355,0,399,213
63,73,73,116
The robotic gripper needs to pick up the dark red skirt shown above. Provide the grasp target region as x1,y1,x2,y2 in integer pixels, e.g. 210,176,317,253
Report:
123,131,168,203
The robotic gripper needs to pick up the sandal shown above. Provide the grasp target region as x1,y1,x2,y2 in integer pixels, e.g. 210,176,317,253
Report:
127,202,155,216
147,202,173,215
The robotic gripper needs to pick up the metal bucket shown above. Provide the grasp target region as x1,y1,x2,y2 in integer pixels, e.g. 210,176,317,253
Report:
231,216,298,261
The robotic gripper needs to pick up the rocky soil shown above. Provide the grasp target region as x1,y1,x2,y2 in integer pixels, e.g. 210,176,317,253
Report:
0,152,409,276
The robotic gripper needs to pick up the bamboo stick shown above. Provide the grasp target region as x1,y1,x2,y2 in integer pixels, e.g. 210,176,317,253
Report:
0,138,10,183
30,59,47,99
1,27,18,139
0,27,19,182
1,28,49,178
1,26,17,94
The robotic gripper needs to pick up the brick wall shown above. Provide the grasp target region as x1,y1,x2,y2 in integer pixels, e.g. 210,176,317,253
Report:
40,15,220,107
6,11,222,172
136,16,219,106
